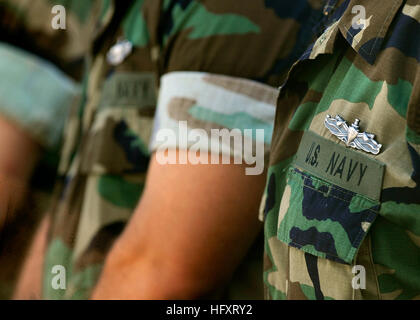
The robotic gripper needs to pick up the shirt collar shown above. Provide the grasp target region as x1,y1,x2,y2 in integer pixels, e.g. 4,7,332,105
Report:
337,0,404,64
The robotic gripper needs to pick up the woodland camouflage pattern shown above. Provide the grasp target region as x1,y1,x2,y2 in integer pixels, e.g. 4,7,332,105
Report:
0,0,328,299
261,0,420,300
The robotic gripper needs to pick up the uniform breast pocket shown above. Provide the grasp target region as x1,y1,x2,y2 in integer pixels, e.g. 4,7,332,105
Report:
276,131,384,264
79,72,157,175
277,167,379,264
80,108,154,175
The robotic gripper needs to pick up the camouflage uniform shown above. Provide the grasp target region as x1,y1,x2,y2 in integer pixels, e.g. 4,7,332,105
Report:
0,0,92,298
0,0,329,299
261,0,420,299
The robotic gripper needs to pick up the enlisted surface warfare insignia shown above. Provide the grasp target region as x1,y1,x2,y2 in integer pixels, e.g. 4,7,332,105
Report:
107,39,133,66
324,115,382,155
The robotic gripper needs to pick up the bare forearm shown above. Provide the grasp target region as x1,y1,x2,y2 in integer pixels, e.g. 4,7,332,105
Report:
0,115,41,229
92,151,265,299
92,240,207,300
0,115,40,180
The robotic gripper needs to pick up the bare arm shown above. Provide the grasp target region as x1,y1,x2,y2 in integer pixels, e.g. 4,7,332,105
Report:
92,150,266,299
0,115,40,230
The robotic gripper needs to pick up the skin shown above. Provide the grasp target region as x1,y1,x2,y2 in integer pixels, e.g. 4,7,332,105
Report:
0,116,43,299
92,150,266,299
12,214,50,300
0,116,40,231
0,117,266,299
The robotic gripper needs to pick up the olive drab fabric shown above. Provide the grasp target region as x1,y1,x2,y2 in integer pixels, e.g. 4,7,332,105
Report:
0,0,329,299
261,0,420,300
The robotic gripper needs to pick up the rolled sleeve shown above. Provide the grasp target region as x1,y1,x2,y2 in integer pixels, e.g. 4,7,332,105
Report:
150,72,278,166
0,43,81,149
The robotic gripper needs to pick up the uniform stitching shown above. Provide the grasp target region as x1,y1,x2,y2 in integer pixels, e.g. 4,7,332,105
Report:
283,226,371,265
278,167,379,264
288,168,380,212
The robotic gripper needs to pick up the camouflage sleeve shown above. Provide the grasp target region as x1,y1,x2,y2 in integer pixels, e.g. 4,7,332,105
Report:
0,42,80,149
0,0,110,149
148,0,325,164
150,72,277,172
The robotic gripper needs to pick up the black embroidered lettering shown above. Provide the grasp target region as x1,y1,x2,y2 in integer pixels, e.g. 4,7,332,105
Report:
326,152,340,175
334,156,346,179
347,159,358,182
358,164,368,186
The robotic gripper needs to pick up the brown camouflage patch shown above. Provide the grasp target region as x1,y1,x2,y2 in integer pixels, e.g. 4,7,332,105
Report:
203,74,278,105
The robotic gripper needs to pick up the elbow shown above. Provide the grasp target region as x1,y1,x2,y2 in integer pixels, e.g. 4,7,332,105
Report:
93,241,224,299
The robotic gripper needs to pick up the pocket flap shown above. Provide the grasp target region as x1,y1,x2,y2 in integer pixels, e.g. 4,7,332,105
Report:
277,166,379,264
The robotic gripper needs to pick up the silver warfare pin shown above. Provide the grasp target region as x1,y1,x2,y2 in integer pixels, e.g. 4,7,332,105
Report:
324,115,382,155
106,39,133,66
